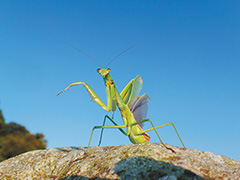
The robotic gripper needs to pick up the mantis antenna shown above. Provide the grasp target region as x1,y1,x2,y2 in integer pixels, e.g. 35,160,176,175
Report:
63,42,102,67
105,44,138,67
63,42,138,67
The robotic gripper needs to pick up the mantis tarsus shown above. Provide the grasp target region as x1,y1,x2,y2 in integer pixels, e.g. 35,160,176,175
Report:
57,44,185,151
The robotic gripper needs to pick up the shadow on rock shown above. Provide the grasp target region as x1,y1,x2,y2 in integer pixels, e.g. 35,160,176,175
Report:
114,156,206,180
61,156,206,180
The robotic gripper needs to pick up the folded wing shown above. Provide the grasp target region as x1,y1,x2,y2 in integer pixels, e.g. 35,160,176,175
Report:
120,75,143,107
130,93,150,128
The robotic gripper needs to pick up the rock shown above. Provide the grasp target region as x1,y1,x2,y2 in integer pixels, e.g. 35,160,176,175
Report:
0,143,239,179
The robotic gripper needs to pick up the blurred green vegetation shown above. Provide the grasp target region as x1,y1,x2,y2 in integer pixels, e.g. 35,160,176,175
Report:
0,110,47,161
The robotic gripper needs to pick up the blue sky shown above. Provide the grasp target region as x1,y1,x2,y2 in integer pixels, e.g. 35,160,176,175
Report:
0,1,239,161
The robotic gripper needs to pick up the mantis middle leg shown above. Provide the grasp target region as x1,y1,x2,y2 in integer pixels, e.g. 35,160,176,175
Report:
98,115,127,146
88,121,127,149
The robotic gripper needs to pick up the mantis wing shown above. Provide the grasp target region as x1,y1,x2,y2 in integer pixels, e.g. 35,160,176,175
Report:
130,93,150,128
120,75,143,107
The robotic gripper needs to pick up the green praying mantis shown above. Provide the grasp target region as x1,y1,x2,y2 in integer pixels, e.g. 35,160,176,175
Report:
57,44,185,151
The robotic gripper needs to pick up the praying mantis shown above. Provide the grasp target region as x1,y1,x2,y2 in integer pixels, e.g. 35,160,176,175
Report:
57,44,185,151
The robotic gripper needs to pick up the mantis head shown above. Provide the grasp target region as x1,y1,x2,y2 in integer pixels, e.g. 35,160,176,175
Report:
97,68,111,77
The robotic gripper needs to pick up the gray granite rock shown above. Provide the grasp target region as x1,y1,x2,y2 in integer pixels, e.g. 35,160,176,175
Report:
0,143,239,179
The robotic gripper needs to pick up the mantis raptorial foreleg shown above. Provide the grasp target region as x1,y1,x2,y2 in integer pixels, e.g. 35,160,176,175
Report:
98,115,127,146
131,119,185,148
88,122,128,149
57,82,112,112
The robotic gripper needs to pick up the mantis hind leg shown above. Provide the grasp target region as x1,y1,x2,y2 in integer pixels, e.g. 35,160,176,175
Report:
132,119,185,149
88,119,127,149
152,122,185,148
98,115,127,146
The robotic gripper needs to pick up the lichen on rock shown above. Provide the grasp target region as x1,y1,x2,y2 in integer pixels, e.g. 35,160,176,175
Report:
0,143,239,179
